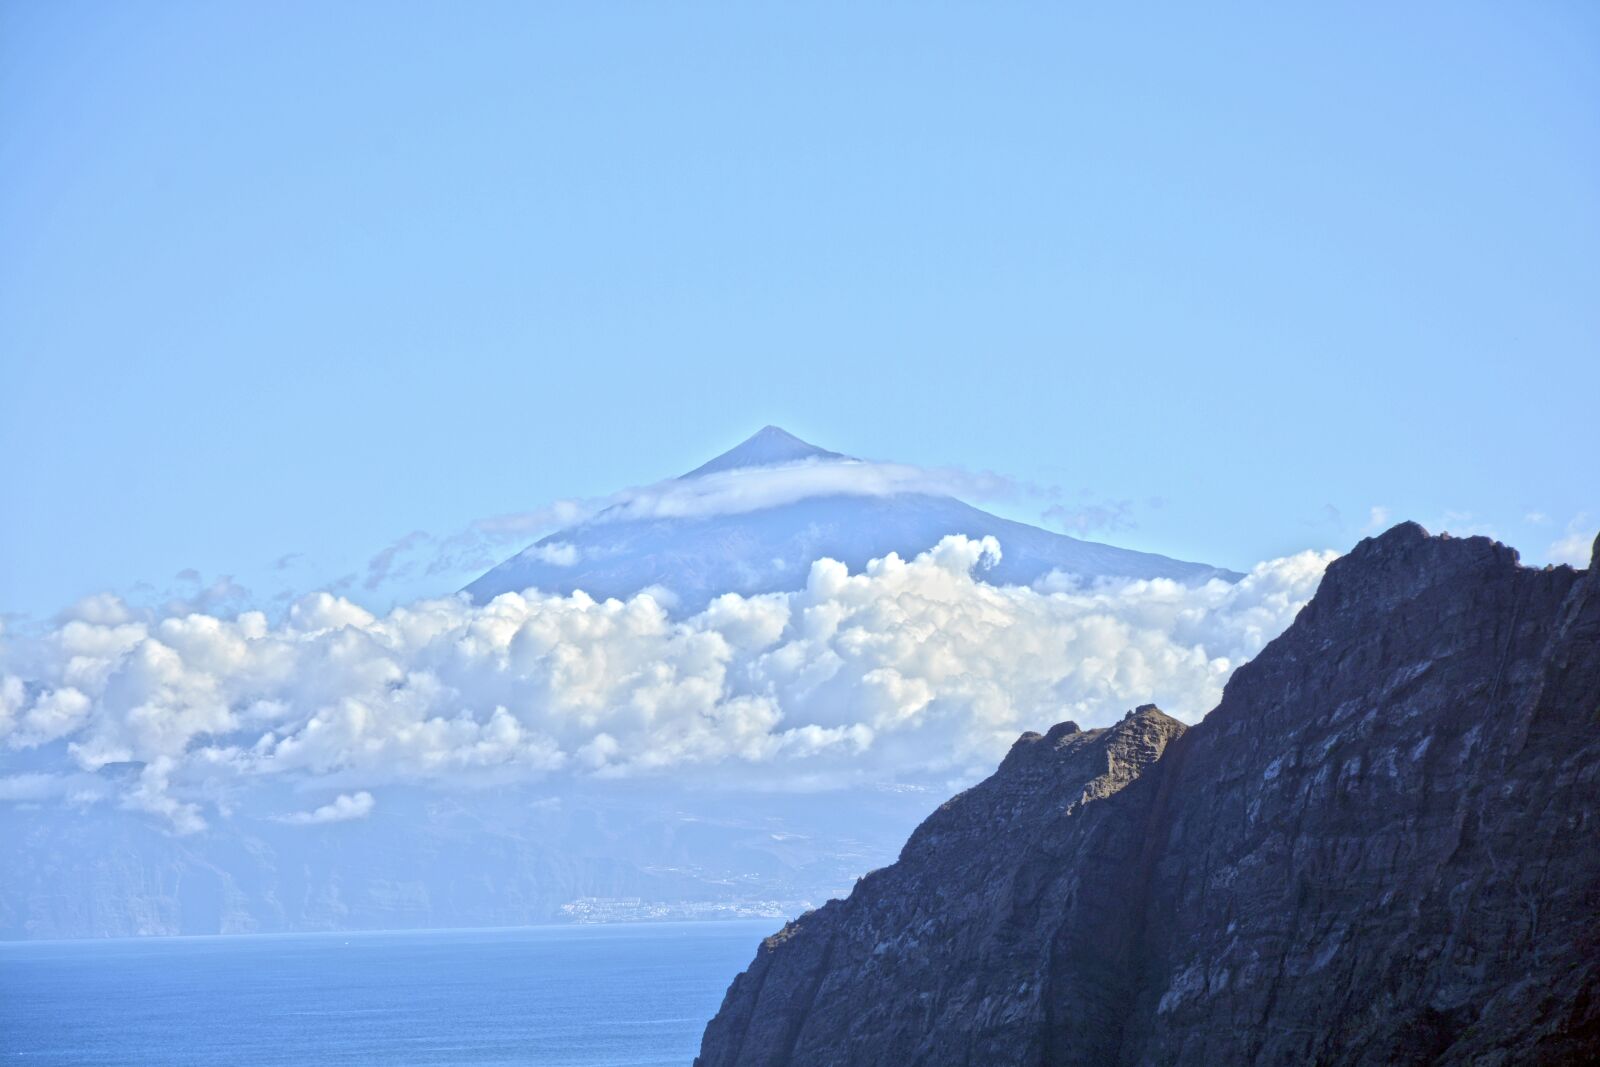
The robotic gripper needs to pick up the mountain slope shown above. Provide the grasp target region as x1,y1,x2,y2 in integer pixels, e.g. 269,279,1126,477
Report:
465,427,1239,610
695,525,1600,1065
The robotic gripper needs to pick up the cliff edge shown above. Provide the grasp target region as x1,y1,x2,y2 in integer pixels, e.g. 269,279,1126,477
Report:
697,525,1600,1065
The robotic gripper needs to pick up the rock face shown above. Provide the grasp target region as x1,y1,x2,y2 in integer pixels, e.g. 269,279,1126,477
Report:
696,524,1600,1065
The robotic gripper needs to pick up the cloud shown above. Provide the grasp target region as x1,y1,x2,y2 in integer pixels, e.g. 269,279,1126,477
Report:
0,536,1335,829
1363,506,1391,533
1547,515,1596,567
0,675,23,737
1548,532,1595,567
524,542,579,566
8,686,92,747
593,460,1024,526
0,773,67,802
59,593,135,626
415,502,594,579
1043,497,1136,536
393,459,1042,586
273,791,375,825
162,575,252,618
122,757,207,833
363,531,429,590
0,771,110,807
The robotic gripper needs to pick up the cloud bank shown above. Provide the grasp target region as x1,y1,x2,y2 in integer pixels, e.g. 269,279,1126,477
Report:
0,537,1334,831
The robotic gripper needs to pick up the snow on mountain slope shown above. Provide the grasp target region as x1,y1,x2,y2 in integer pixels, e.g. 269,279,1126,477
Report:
465,427,1239,611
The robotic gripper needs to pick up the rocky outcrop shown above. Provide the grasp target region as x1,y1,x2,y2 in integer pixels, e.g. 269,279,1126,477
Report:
697,525,1600,1065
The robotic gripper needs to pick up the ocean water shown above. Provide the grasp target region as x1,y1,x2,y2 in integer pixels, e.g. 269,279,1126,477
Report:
0,921,774,1066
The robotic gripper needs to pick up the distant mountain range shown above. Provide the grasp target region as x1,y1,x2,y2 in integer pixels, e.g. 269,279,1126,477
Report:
466,426,1238,610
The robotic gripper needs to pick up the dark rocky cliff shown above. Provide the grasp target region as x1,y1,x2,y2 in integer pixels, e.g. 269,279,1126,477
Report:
696,524,1600,1065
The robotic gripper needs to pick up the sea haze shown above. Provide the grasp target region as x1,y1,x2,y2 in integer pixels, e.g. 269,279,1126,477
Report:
0,921,772,1066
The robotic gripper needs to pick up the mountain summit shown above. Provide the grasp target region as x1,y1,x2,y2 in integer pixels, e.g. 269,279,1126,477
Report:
680,425,846,478
464,428,1240,610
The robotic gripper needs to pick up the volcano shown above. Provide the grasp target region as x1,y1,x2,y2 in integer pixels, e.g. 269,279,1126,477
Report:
465,426,1238,611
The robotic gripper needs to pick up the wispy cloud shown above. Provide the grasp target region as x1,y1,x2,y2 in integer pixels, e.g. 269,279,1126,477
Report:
1043,496,1136,536
1547,514,1596,567
163,575,252,617
591,459,1030,525
363,531,429,590
368,458,1051,589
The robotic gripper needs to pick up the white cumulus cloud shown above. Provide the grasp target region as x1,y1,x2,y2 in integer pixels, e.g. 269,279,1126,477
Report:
273,791,376,825
0,536,1335,830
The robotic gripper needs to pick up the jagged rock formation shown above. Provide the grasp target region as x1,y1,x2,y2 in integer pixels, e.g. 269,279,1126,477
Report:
697,524,1600,1065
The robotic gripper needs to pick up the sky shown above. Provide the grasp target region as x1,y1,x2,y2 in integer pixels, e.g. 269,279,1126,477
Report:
3,1,1597,622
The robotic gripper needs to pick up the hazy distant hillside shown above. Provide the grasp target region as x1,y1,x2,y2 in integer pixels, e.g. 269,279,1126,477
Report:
0,784,933,939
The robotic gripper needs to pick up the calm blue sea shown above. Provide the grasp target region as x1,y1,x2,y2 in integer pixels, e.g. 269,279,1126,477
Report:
0,921,774,1066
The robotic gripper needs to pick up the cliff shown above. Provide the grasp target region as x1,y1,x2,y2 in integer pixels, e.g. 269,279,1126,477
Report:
696,524,1600,1065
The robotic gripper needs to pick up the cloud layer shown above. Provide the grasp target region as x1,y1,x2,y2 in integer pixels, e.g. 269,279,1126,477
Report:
0,537,1334,831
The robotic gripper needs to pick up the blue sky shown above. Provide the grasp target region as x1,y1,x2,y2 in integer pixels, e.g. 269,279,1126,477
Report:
3,1,1596,619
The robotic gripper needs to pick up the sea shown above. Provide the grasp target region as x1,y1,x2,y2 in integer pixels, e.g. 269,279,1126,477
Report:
0,920,775,1066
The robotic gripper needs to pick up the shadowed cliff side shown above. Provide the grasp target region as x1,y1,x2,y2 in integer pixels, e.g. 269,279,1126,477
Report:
696,525,1600,1065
